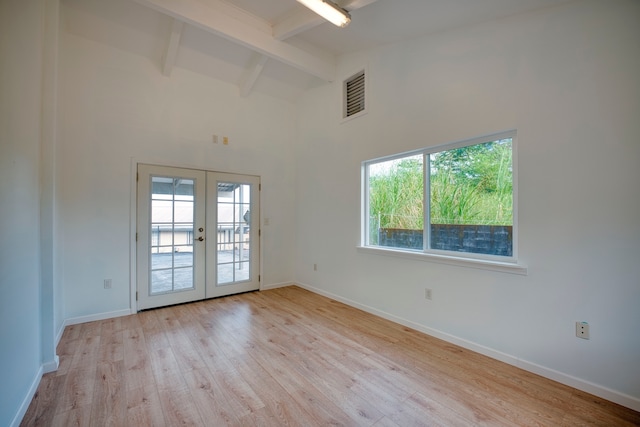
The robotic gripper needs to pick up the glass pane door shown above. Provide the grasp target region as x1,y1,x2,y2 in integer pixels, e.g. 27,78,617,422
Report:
206,173,260,298
137,166,260,309
137,165,206,310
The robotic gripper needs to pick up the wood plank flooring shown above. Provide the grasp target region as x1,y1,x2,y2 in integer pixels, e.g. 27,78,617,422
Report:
22,286,640,426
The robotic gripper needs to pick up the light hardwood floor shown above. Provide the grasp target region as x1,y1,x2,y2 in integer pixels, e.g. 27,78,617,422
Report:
22,286,640,426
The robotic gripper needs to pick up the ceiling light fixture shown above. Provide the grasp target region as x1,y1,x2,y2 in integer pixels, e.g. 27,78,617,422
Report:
296,0,351,28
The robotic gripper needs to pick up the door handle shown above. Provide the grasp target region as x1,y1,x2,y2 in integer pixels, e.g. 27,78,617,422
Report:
196,236,204,241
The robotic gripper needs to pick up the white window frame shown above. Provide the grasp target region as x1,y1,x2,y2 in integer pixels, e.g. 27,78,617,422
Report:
359,130,527,275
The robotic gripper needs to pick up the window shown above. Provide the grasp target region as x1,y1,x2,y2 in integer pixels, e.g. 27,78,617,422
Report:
363,131,518,265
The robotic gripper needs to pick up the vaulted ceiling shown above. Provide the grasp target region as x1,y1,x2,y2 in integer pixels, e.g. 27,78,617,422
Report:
61,0,573,100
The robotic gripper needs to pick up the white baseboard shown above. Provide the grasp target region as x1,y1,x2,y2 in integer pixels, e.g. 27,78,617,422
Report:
260,281,294,291
294,281,640,412
63,308,133,327
42,355,59,374
516,359,640,412
55,322,65,348
10,365,43,427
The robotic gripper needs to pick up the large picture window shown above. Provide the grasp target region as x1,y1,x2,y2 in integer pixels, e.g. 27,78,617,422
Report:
364,131,517,262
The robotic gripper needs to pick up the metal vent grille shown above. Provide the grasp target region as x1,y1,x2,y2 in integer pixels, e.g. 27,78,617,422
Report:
344,70,365,118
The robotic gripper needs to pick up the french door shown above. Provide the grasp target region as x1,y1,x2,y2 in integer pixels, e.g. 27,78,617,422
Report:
137,164,260,310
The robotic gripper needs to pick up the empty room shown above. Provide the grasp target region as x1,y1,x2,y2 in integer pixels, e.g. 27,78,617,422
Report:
1,0,639,425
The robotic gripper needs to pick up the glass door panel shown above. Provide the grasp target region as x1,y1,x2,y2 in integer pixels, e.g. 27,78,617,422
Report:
149,177,195,294
137,165,206,310
216,182,251,285
206,173,260,298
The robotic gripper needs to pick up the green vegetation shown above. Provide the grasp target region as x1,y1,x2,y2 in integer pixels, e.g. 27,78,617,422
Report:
368,155,424,230
368,139,512,233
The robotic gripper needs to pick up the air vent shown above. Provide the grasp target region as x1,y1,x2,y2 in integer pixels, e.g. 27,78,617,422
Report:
344,70,365,119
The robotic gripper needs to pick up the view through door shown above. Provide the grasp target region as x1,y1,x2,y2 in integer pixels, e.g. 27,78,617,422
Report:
137,164,260,310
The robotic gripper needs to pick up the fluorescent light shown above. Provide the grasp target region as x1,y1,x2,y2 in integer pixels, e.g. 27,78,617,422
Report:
296,0,351,28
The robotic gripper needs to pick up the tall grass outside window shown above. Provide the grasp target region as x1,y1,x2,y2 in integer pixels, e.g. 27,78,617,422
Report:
364,131,516,260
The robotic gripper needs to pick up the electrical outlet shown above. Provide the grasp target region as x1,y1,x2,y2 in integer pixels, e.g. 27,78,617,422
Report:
212,134,218,144
313,263,317,271
425,288,433,300
576,321,589,339
104,279,112,289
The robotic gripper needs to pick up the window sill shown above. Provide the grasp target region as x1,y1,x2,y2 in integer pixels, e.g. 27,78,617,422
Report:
356,246,528,275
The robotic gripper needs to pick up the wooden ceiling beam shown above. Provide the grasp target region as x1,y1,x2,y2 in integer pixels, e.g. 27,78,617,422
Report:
161,19,184,77
273,0,379,40
239,54,268,97
134,0,336,82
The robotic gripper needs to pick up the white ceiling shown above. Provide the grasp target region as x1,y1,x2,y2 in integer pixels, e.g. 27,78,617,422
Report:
61,0,574,100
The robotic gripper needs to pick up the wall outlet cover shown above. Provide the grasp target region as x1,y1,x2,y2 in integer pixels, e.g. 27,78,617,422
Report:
576,321,589,339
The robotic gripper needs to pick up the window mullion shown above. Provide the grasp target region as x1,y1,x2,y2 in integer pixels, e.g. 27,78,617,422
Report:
424,153,430,252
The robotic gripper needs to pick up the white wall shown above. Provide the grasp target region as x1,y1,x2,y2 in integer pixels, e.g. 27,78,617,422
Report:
58,31,297,318
0,1,46,425
295,0,640,409
8,0,633,421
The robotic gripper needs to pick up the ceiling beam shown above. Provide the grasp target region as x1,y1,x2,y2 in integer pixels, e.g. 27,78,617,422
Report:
342,0,380,8
272,8,323,41
134,0,336,82
273,0,379,40
162,19,184,77
239,54,268,97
